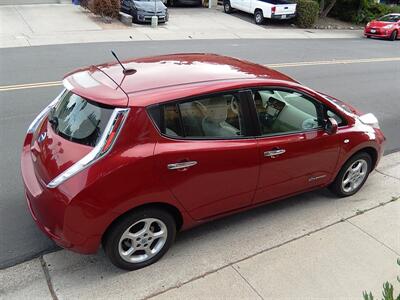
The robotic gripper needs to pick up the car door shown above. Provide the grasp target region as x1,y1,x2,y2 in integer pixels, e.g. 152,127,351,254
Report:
249,88,342,204
151,91,260,220
230,0,243,10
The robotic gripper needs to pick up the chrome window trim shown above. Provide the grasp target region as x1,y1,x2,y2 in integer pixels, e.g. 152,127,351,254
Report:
27,89,66,134
47,107,130,189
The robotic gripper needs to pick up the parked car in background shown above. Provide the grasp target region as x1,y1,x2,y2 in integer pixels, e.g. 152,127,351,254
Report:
22,53,385,271
167,0,202,6
364,13,400,41
121,0,168,23
223,0,296,25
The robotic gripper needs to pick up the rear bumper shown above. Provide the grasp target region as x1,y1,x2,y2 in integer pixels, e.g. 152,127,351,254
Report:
21,140,101,254
271,13,296,20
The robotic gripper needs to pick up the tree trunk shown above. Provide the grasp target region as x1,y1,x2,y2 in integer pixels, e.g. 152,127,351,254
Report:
319,0,325,14
320,0,336,18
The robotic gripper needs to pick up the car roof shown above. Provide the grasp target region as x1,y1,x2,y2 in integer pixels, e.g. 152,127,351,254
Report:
64,53,298,107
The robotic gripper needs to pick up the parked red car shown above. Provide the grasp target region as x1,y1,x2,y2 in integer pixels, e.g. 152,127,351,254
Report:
364,13,400,40
21,53,385,270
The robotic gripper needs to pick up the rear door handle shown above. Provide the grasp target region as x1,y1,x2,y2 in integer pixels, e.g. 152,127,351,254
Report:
167,161,198,170
264,149,286,158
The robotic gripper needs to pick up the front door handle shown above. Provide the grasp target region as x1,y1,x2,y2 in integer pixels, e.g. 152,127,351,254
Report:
167,161,198,170
264,149,286,158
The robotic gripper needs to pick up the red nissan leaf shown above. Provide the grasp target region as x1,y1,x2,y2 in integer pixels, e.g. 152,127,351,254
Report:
364,13,400,40
21,53,385,270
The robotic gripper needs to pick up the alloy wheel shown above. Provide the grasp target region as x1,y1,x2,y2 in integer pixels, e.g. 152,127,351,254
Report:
341,159,368,193
118,218,168,263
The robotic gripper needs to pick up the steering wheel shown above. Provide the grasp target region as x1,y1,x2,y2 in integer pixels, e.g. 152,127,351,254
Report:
230,97,239,115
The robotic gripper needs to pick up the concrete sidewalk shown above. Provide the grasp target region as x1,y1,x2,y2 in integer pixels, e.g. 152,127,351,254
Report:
0,4,363,48
1,152,399,300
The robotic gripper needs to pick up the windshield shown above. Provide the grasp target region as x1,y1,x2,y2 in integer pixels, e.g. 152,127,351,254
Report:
49,91,114,147
378,14,400,22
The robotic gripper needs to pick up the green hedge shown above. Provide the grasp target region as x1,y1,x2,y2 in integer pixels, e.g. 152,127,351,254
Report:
330,0,400,23
295,0,320,28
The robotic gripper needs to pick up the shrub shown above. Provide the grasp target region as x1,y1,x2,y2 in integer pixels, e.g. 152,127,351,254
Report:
330,0,400,24
354,2,400,24
80,0,89,9
295,0,320,28
91,0,120,19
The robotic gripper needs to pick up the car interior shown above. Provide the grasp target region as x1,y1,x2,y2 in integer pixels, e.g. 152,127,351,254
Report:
254,90,321,135
164,95,242,138
161,90,324,138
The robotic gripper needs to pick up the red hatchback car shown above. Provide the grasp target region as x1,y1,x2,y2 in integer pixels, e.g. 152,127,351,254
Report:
21,53,385,270
364,13,400,40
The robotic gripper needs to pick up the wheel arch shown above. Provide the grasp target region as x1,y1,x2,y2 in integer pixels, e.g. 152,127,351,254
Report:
102,202,184,245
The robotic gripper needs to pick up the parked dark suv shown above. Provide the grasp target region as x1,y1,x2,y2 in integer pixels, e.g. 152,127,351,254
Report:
121,0,168,23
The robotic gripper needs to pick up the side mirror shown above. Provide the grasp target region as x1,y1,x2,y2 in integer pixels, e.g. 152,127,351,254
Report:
325,117,338,135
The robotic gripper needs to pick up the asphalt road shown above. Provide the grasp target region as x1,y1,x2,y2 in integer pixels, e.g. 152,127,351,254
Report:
0,38,399,269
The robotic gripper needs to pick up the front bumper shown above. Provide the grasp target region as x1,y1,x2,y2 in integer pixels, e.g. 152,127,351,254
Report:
136,12,168,23
364,28,392,38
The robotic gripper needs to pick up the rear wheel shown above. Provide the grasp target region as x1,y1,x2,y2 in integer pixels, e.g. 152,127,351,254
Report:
103,208,176,270
254,10,265,25
223,0,232,13
329,152,372,197
390,30,398,41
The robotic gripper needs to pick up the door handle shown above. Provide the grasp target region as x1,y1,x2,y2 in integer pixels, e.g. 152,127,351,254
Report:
167,161,198,170
264,149,286,158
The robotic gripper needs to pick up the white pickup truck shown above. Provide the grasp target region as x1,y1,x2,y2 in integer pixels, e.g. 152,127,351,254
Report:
224,0,297,25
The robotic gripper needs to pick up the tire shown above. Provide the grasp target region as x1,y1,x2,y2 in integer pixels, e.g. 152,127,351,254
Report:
103,208,176,271
329,152,372,197
223,1,232,13
254,10,265,25
366,35,371,38
390,30,398,41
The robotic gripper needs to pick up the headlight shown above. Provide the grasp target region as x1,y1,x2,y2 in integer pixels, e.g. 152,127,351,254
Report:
366,22,370,27
383,24,394,29
359,113,380,129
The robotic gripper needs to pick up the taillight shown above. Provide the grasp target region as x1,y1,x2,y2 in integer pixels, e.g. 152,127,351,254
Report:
47,107,129,188
101,113,124,154
272,6,276,14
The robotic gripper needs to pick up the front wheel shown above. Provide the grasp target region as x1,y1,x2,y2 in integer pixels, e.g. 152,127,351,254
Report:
390,30,398,41
329,152,372,197
223,1,232,13
103,208,176,270
254,10,265,25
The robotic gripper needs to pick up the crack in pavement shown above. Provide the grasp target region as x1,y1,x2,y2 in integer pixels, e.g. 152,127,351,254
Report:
40,256,58,300
375,169,400,181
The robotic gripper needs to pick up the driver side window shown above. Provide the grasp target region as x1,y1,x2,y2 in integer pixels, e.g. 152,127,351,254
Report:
253,89,323,136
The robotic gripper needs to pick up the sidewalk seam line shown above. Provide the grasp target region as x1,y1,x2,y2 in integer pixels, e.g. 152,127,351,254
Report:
144,197,399,300
375,169,400,181
231,265,264,300
40,256,58,300
346,219,400,256
14,6,34,34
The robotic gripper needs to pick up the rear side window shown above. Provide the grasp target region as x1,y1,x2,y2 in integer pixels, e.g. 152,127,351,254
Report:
50,91,113,146
148,93,246,139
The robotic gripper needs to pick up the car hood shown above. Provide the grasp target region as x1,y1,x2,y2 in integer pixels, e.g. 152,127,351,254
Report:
369,20,395,28
134,1,166,11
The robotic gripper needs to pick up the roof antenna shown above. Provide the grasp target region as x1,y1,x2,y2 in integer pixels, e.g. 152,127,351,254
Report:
111,50,136,75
